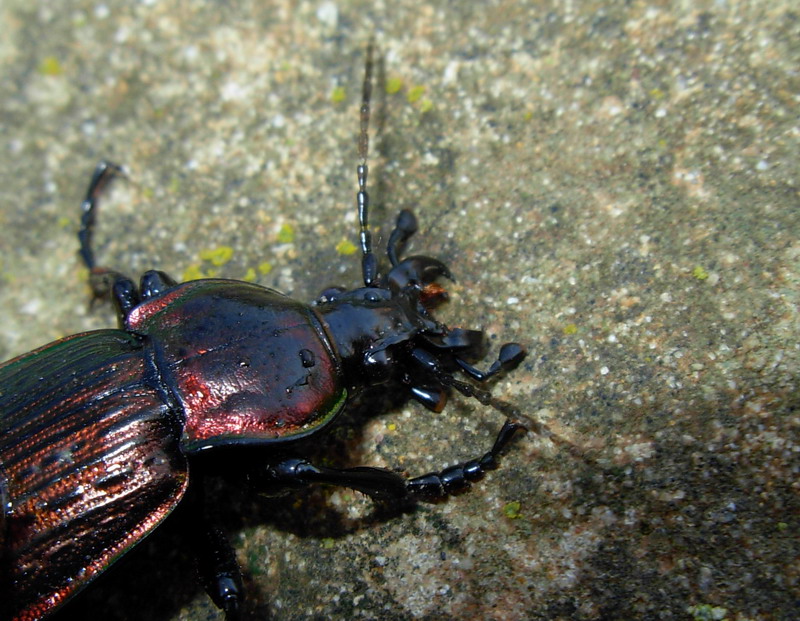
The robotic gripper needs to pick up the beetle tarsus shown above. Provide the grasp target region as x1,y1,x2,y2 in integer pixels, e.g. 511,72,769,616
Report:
406,419,526,501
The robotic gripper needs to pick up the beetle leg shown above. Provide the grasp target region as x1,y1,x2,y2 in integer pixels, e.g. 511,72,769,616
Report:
387,209,418,266
255,419,523,504
195,522,243,621
405,419,525,500
189,478,244,620
78,160,125,271
454,342,526,382
140,270,177,300
257,457,409,501
78,161,143,317
409,384,448,412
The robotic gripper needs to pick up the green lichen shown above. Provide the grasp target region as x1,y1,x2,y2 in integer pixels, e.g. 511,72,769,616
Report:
503,501,522,519
39,56,63,76
183,264,205,281
692,265,709,280
331,86,346,104
386,77,403,94
277,223,295,243
336,239,357,255
563,323,578,335
199,246,234,267
242,267,256,282
258,261,273,275
247,548,268,575
407,85,426,104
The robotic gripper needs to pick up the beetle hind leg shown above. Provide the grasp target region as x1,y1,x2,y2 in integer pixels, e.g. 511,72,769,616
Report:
79,160,125,272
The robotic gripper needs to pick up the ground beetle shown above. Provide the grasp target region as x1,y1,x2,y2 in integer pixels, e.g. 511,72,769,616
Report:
0,45,529,620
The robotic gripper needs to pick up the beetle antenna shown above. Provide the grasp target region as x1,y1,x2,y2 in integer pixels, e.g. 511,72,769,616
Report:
357,40,377,286
442,374,588,460
410,346,589,460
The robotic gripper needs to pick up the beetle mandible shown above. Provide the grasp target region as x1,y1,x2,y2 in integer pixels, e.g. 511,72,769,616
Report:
0,44,529,621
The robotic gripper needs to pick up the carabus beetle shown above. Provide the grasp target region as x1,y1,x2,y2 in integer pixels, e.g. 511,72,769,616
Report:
0,45,528,620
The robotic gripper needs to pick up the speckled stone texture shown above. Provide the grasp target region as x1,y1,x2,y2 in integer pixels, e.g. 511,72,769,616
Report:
0,1,797,620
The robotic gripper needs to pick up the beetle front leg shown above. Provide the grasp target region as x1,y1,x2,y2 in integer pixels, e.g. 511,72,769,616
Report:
258,457,409,501
256,420,525,503
406,419,525,500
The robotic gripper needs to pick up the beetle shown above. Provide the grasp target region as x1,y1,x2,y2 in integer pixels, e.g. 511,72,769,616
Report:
0,45,528,621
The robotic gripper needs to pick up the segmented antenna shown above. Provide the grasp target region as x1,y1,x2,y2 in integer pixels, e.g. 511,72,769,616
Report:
357,41,377,286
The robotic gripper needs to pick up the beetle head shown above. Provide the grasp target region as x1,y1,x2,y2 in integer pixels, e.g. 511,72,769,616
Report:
315,248,525,413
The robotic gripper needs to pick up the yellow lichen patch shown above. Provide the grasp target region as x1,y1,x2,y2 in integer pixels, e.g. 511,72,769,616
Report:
39,56,63,76
277,223,295,243
199,246,234,267
336,239,357,255
407,85,426,104
503,501,522,519
385,77,403,94
331,86,346,104
183,264,205,281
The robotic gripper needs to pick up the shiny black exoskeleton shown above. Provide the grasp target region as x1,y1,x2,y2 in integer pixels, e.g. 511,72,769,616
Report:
0,44,527,621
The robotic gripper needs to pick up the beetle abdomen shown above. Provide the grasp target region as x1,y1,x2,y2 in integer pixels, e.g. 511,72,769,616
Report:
0,330,188,621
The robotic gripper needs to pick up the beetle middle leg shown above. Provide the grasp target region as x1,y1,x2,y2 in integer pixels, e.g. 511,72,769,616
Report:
188,478,244,621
